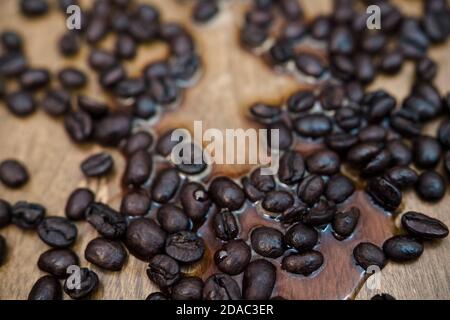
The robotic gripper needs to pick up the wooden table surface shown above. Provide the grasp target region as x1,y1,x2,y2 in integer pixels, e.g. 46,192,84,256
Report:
0,0,449,300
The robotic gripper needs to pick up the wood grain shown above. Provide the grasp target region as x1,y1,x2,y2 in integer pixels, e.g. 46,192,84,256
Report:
0,0,449,300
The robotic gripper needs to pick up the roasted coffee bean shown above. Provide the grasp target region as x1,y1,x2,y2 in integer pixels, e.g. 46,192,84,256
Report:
65,188,94,221
354,54,375,84
20,68,50,90
169,53,201,83
281,21,307,42
213,210,238,241
390,109,422,137
306,150,340,176
171,277,203,300
149,76,179,105
278,151,305,185
360,32,387,54
122,131,153,156
250,168,275,192
6,91,36,117
380,49,404,74
58,68,87,89
335,107,361,131
330,54,355,80
165,231,205,263
416,171,446,201
193,0,218,23
402,211,449,240
0,235,6,266
295,52,326,78
267,121,293,150
85,237,127,271
157,204,190,234
133,95,157,119
64,110,93,142
251,226,285,258
279,0,302,20
309,16,331,40
303,198,336,226
95,113,132,146
282,251,323,275
413,136,442,169
325,133,358,153
0,159,29,188
408,82,443,120
146,292,168,300
86,18,108,44
250,103,281,122
77,95,108,118
38,248,79,278
80,153,114,178
123,150,152,186
145,60,171,81
89,49,118,72
151,168,180,203
209,177,245,211
416,57,437,81
383,236,424,262
294,114,332,138
86,203,127,239
0,199,11,228
385,166,418,189
321,83,345,110
120,189,151,217
100,64,126,89
115,34,137,60
173,143,207,175
240,24,268,48
438,120,450,149
387,139,412,166
325,174,355,204
358,126,387,143
361,149,392,176
115,78,145,98
262,190,294,213
12,201,45,229
37,217,77,248
332,207,360,240
63,267,99,299
28,276,62,301
446,151,450,177
147,254,180,288
367,176,402,211
20,0,49,17
297,175,324,205
245,8,274,28
287,90,315,113
0,53,27,77
1,30,23,52
284,222,318,252
203,273,241,300
363,90,396,123
243,259,276,300
180,182,211,220
214,239,251,275
41,89,71,116
59,32,80,57
353,242,386,270
126,218,166,261
347,142,382,166
330,26,354,55
155,129,182,157
371,293,396,301
422,11,448,43
399,19,429,59
345,81,364,104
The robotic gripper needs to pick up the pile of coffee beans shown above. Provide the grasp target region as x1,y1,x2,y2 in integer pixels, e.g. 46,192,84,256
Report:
1,0,450,300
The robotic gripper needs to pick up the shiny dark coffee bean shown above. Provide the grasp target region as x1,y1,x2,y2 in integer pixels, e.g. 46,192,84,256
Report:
173,143,207,175
80,153,114,178
306,150,340,176
157,204,190,234
77,95,108,118
0,159,29,188
361,149,392,176
320,84,345,111
95,113,132,146
416,56,437,81
86,18,108,44
354,54,376,84
353,242,386,270
399,19,429,59
325,133,358,153
416,171,446,202
297,175,324,205
251,226,285,258
86,203,127,239
295,52,326,78
37,217,77,248
165,231,205,263
293,114,332,138
361,32,387,54
0,235,7,266
64,110,93,142
326,175,354,204
59,32,80,57
123,151,152,186
209,177,245,211
387,139,412,166
126,218,166,261
214,239,251,275
407,82,442,120
203,273,241,300
151,168,180,203
358,126,387,143
58,68,87,89
147,254,180,288
281,21,307,42
20,0,49,17
28,275,62,301
363,90,396,123
6,91,36,117
149,76,179,105
367,176,402,211
0,199,11,228
212,210,238,241
287,90,315,113
85,237,127,271
284,222,318,252
115,34,137,60
122,131,153,156
241,176,264,202
371,293,396,301
180,182,211,220
169,53,201,83
345,81,364,104
42,89,71,116
0,53,27,77
20,68,50,90
332,207,360,240
12,201,45,229
115,78,145,98
250,168,275,192
303,198,336,226
144,60,171,81
383,236,423,262
268,40,295,64
438,120,450,149
120,189,151,217
413,136,442,169
390,109,422,137
65,188,94,221
100,64,126,89
309,16,331,40
330,26,354,55
262,190,294,213
385,166,418,189
330,54,355,80
89,49,118,72
171,277,203,300
380,49,404,74
243,259,276,300
193,0,218,23
155,129,182,157
133,95,157,119
347,142,382,166
402,211,448,240
335,107,361,131
1,30,23,52
249,103,281,122
38,248,79,278
282,251,323,275
63,267,99,299
146,292,168,300
278,151,305,185
267,120,293,150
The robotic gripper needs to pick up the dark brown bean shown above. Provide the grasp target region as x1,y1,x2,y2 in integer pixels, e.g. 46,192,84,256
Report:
37,217,77,248
171,277,203,300
241,177,264,202
65,188,94,221
58,68,87,90
297,175,324,205
85,237,127,271
209,177,245,211
214,239,251,275
28,275,62,301
165,231,205,263
12,201,46,229
64,110,93,142
303,198,336,226
203,273,241,300
157,204,190,234
123,150,152,186
278,151,305,185
243,259,276,300
180,182,212,220
332,207,360,240
401,211,449,240
63,267,99,300
383,236,424,262
151,168,180,203
284,222,318,252
147,254,180,288
120,189,151,217
6,91,36,117
385,166,418,189
41,89,71,116
353,242,386,270
282,251,324,275
325,174,355,203
94,113,132,147
37,248,79,278
416,171,446,202
125,218,166,261
0,159,29,188
212,210,238,241
262,190,294,213
413,136,442,169
306,150,340,175
122,131,153,156
367,176,402,211
80,153,114,178
295,52,326,78
20,68,50,90
86,203,127,239
287,90,315,113
0,199,12,228
251,226,285,258
294,114,332,138
77,95,108,118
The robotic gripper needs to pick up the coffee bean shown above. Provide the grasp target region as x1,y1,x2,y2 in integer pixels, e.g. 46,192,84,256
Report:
65,188,94,221
250,103,281,122
212,210,238,241
20,0,49,17
361,149,392,176
309,16,331,40
38,248,79,278
330,26,354,55
173,143,207,175
293,114,332,138
404,92,441,122
281,251,324,275
209,177,245,211
100,64,126,89
297,175,324,205
250,226,285,258
385,166,418,189
37,217,77,248
306,150,340,176
144,60,171,81
383,235,424,262
284,222,318,251
20,68,50,90
86,18,108,44
386,139,412,166
413,136,442,169
332,207,360,240
214,239,251,275
1,30,23,52
267,120,293,150
402,211,448,240
416,56,437,81
77,95,108,118
280,202,308,225
371,293,396,301
362,90,396,123
133,96,156,119
59,32,80,57
203,273,241,300
146,292,169,300
193,0,219,23
151,168,180,203
303,198,336,226
85,237,127,271
380,49,404,74
361,32,387,54
58,68,87,90
330,54,354,80
147,254,180,288
12,201,46,229
80,153,114,178
124,150,153,187
353,242,386,270
416,170,446,201
63,267,99,299
345,81,364,104
0,235,6,266
171,277,203,300
287,90,315,113
6,91,36,117
41,89,71,116
241,176,264,202
157,204,190,234
295,52,326,78
28,275,62,301
367,176,402,211
0,159,29,188
180,182,212,220
115,78,146,98
149,76,179,106
0,199,11,228
89,49,118,72
262,190,294,213
126,218,166,260
268,39,295,65
120,189,151,217
326,174,355,203
86,203,127,239
245,8,274,28
169,53,201,83
0,53,27,77
399,19,429,59
249,168,275,192
278,151,305,185
347,142,382,166
358,126,387,143
335,107,361,131
165,231,204,263
390,109,422,137
95,113,132,146
64,110,93,142
325,133,358,153
282,21,307,42
243,259,276,300
122,131,153,156
240,24,268,48
115,34,137,60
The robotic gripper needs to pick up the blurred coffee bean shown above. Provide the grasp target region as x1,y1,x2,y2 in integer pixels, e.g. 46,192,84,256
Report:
95,113,132,146
335,107,361,131
20,0,49,17
325,133,358,153
77,95,108,118
385,166,418,189
295,52,326,78
0,53,27,77
361,149,392,176
287,90,315,113
386,139,412,166
115,78,145,98
250,168,275,192
115,34,137,60
80,153,114,178
193,0,219,23
151,168,180,203
20,68,50,90
294,114,332,138
367,176,402,211
242,176,264,202
1,31,23,52
0,199,12,228
59,32,80,57
330,26,354,55
262,190,294,213
58,68,87,90
347,142,382,166
309,16,331,40
267,121,293,150
416,56,437,81
362,90,396,123
100,64,126,89
89,49,118,72
358,126,387,143
413,136,442,169
278,151,305,185
42,89,71,116
438,120,450,149
250,103,281,122
416,171,446,201
380,49,404,74
12,201,45,229
6,91,36,117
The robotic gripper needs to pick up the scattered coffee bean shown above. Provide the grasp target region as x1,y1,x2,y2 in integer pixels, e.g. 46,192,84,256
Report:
416,170,446,201
12,201,46,229
262,190,294,213
63,267,99,299
171,277,203,300
386,139,412,166
306,150,340,176
401,211,449,240
413,136,442,169
287,90,315,113
94,113,132,146
20,0,49,17
367,176,402,211
303,198,336,226
332,207,360,240
250,168,275,192
282,251,324,275
80,152,114,178
77,95,108,118
58,68,87,89
325,174,355,203
212,210,238,241
122,131,153,156
85,237,127,271
59,32,80,57
120,189,151,217
151,168,180,203
6,91,36,117
123,150,152,186
65,188,95,220
1,30,23,52
0,53,27,77
209,177,245,211
251,226,285,258
0,199,12,228
37,217,77,248
41,89,71,116
126,218,166,261
295,52,326,78
241,176,264,202
383,235,424,262
28,275,62,301
293,114,332,138
0,159,29,188
20,68,50,90
38,248,79,278
180,182,212,220
165,231,205,263
193,0,219,23
147,254,180,288
214,239,251,275
297,175,324,205
115,34,137,60
385,166,418,189
157,204,190,234
278,151,305,185
86,203,127,239
353,242,386,270
64,110,93,142
284,222,318,252
203,273,241,300
243,259,276,300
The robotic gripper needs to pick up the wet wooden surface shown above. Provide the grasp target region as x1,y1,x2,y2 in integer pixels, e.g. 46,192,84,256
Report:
0,0,449,300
